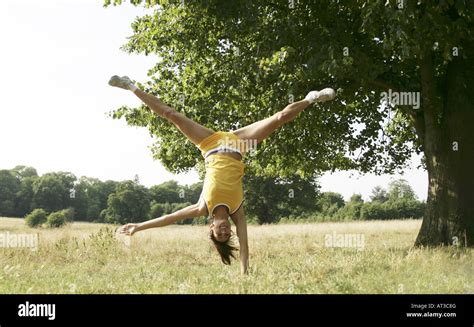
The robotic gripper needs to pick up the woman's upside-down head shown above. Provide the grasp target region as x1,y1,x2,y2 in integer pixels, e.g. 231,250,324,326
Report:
208,205,238,265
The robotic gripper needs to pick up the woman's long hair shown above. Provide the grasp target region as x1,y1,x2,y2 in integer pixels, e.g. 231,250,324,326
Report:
209,231,238,265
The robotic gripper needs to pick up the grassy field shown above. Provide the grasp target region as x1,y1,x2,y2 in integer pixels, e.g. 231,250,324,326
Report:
0,217,472,294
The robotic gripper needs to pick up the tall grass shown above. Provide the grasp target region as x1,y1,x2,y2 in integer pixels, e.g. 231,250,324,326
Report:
0,217,472,294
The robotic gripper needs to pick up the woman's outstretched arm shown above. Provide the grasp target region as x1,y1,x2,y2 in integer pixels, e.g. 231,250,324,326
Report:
231,206,249,275
120,201,207,236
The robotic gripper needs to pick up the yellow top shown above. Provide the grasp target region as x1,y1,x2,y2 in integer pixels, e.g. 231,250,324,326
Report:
198,132,245,215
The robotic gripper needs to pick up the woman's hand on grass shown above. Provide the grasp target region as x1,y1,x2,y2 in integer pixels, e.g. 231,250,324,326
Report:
120,223,139,236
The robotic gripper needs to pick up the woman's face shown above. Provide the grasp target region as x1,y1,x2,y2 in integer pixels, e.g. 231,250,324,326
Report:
210,207,231,242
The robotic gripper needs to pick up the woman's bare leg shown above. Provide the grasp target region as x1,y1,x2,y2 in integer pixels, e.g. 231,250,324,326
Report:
233,99,311,143
109,75,213,145
233,89,335,143
133,89,214,145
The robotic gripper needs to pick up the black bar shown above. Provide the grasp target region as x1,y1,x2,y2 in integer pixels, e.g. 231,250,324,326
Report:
0,294,472,326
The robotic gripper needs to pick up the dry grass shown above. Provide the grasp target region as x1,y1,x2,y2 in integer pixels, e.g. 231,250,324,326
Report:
0,217,472,294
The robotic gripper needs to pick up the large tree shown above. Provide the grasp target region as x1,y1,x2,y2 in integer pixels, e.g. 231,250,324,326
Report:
149,180,183,203
0,170,20,216
32,172,76,213
244,174,319,223
105,0,474,246
11,166,39,217
104,180,150,224
388,179,417,201
370,186,389,203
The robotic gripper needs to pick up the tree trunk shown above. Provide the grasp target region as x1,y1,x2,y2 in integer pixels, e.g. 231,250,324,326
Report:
415,41,474,247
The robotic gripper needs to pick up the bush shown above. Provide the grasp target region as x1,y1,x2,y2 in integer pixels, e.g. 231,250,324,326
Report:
334,202,363,220
103,181,150,224
46,211,67,228
171,202,193,225
358,199,425,220
384,199,425,219
62,207,75,222
191,216,208,225
360,202,387,220
246,215,260,225
150,202,168,217
98,209,107,223
25,208,48,228
87,204,101,221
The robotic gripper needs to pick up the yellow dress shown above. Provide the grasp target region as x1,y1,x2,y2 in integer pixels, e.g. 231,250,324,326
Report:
198,131,246,215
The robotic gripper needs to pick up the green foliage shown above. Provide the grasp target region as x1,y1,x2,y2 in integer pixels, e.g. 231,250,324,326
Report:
334,196,365,221
104,180,151,224
103,1,474,245
72,178,90,220
0,164,425,225
360,201,388,220
101,0,474,176
244,174,319,224
191,216,208,225
32,172,76,213
318,192,345,208
149,181,203,204
388,179,417,201
11,165,38,179
349,194,364,203
88,227,118,253
0,170,20,217
386,198,425,219
184,182,203,203
150,202,167,217
149,181,182,203
9,166,39,217
317,192,345,217
72,177,119,222
318,181,424,221
360,199,425,220
15,176,37,217
61,208,75,222
25,208,48,228
370,186,389,203
46,211,68,228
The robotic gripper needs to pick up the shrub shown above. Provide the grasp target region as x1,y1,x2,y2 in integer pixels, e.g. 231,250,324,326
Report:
171,202,193,225
150,203,167,217
46,211,67,228
334,202,363,220
360,202,387,220
191,216,208,225
62,207,75,222
384,199,425,219
25,208,48,228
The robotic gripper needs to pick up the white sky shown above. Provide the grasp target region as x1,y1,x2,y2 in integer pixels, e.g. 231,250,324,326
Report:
0,0,428,201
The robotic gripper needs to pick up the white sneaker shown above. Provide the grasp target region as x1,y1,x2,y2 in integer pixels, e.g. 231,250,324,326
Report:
305,88,336,103
108,75,134,90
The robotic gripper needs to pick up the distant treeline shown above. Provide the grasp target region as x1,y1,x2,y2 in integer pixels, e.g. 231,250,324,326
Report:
0,166,425,225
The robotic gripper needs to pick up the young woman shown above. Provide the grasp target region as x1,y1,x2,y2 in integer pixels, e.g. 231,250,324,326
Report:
109,75,335,274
